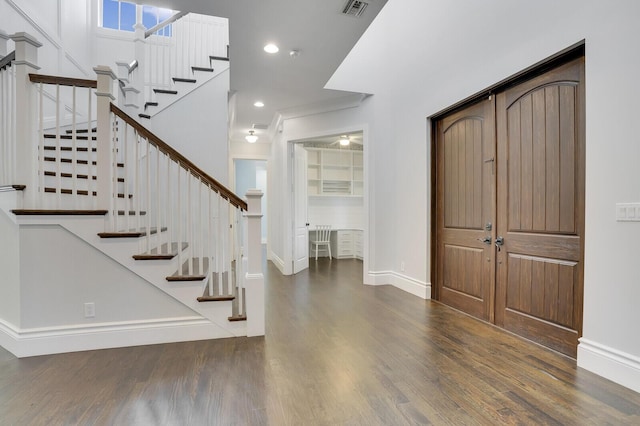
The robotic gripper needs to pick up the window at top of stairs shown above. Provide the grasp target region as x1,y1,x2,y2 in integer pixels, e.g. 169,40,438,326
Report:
101,0,174,36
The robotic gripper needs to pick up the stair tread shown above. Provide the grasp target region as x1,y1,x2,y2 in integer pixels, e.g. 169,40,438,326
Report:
0,185,26,191
44,134,97,140
98,226,167,238
12,209,108,216
43,157,124,167
166,257,210,281
144,102,158,110
228,315,247,321
43,146,97,152
209,55,230,62
65,128,96,134
44,188,132,198
44,171,124,182
192,66,214,72
133,242,188,260
139,113,151,119
117,210,147,216
197,295,235,302
166,275,207,281
172,77,196,83
153,89,178,94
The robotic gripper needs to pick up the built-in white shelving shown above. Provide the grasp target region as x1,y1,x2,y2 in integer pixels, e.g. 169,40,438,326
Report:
306,148,363,197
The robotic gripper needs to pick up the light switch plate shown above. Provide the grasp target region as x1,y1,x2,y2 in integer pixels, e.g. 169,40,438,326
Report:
616,203,640,222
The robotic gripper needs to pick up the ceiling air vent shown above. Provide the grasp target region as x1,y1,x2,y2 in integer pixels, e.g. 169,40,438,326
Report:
252,123,269,130
342,0,368,17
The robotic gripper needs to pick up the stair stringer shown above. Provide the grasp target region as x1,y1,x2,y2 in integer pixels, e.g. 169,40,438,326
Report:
10,213,246,339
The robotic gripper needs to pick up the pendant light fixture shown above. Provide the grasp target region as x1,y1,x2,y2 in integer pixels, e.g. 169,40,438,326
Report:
245,130,258,143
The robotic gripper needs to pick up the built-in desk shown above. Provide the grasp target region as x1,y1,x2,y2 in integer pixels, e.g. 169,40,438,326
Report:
309,228,363,260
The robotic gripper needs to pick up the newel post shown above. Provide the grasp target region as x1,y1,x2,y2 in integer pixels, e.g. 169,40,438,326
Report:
132,23,146,107
11,32,41,207
94,66,116,211
245,189,265,337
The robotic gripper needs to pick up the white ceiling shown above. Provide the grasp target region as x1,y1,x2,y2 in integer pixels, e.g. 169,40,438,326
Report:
134,0,387,143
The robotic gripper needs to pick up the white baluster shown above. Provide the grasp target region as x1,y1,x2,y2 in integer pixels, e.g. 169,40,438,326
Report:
208,185,213,296
156,145,160,253
86,86,93,209
94,65,116,219
187,172,193,276
37,83,43,200
145,136,151,252
177,166,182,273
123,122,130,230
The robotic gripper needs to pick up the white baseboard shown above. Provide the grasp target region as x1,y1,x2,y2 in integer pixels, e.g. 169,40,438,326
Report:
270,251,287,275
578,338,640,393
367,270,431,299
0,316,235,358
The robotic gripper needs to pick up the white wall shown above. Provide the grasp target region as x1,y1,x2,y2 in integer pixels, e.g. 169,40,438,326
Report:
0,196,21,327
307,196,363,230
144,70,230,184
326,0,640,391
0,0,94,77
19,225,195,328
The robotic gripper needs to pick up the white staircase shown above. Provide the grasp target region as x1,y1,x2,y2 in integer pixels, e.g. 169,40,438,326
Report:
0,29,264,358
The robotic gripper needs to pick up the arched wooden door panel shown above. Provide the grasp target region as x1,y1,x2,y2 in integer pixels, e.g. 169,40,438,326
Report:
436,99,496,322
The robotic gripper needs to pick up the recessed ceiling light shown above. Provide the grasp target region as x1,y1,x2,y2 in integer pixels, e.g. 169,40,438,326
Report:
254,101,265,108
264,43,279,54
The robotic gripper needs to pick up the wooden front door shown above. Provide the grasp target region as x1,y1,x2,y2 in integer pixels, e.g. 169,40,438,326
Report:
436,98,496,322
435,56,585,357
495,58,585,357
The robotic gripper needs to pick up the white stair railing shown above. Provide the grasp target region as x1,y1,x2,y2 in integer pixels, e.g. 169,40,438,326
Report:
29,74,98,210
3,29,264,334
105,98,258,324
141,13,228,102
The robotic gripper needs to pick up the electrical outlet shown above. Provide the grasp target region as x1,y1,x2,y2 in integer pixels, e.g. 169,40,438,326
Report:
84,302,95,318
400,261,405,272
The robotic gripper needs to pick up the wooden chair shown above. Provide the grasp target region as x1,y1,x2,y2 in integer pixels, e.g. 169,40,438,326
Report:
310,225,332,260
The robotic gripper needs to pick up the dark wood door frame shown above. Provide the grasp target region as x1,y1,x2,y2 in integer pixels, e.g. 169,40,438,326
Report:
430,42,585,301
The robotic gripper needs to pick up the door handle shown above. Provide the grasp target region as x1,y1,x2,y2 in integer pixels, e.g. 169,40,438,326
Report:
495,236,504,251
477,236,492,245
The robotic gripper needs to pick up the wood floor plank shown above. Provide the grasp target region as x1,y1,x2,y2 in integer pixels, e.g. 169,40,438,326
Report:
0,258,638,425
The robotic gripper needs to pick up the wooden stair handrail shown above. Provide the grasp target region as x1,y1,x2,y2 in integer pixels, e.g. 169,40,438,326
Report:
29,73,97,89
145,11,189,38
110,103,247,210
0,51,15,71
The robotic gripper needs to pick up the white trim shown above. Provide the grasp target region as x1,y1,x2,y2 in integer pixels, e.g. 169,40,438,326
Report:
270,250,286,274
0,316,234,358
577,338,640,393
367,270,431,299
6,0,60,49
6,0,91,76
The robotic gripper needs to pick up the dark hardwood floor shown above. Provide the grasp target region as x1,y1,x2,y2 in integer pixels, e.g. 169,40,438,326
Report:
0,258,638,425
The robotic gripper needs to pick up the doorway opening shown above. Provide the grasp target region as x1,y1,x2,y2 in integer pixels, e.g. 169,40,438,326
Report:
290,131,366,275
234,159,267,244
